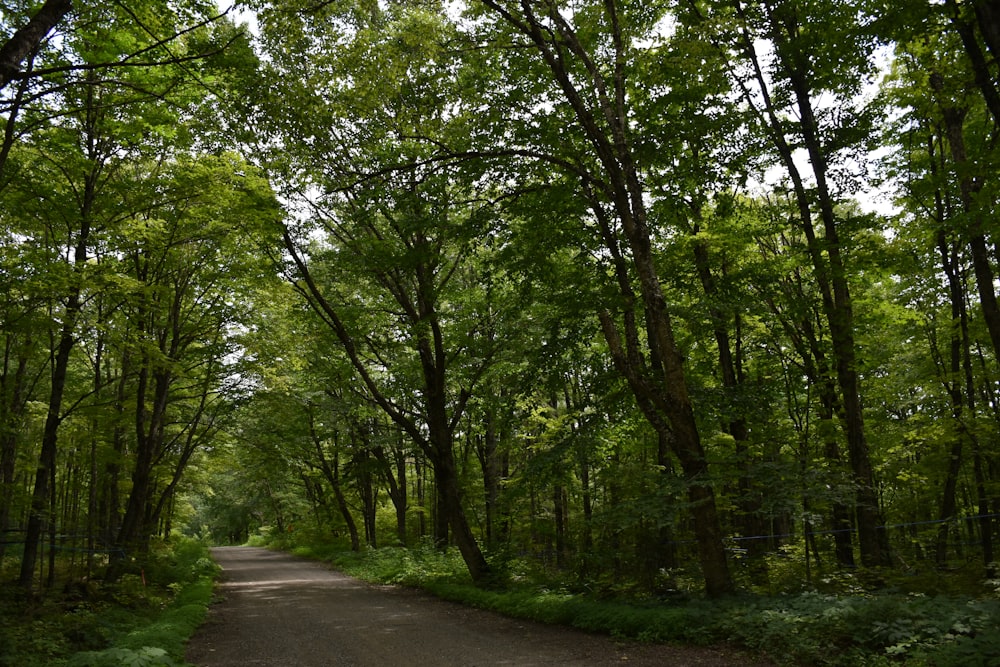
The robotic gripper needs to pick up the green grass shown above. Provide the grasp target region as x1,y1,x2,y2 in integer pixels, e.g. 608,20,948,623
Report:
0,538,220,667
257,531,1000,666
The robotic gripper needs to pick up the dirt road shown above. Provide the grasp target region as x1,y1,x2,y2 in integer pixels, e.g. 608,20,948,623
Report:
185,547,767,666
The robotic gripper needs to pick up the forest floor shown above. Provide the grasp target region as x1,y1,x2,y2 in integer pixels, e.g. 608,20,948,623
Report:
185,546,773,666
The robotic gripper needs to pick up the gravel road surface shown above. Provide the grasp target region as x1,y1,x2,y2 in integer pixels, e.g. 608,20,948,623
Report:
185,546,770,666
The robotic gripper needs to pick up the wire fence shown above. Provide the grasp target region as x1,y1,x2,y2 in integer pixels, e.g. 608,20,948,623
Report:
693,513,1000,548
515,512,1000,581
0,530,126,557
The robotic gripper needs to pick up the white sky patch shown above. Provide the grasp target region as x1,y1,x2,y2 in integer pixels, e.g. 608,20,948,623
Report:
218,2,259,36
746,38,899,218
217,1,899,219
633,11,677,50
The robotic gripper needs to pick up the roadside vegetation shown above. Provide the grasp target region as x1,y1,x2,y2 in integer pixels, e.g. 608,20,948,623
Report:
3,2,1000,666
256,527,1000,667
0,539,218,667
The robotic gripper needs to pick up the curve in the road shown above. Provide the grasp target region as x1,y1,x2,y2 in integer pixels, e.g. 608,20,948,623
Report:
185,546,767,666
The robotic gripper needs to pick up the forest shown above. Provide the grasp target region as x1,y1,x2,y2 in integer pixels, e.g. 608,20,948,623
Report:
2,0,1000,663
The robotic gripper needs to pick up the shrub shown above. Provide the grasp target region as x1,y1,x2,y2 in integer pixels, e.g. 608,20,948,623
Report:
277,537,1000,666
0,538,220,667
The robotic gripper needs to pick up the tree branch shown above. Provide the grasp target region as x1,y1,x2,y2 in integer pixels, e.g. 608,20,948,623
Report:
0,0,72,90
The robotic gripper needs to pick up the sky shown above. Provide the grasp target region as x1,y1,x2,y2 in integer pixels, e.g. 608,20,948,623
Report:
214,2,900,217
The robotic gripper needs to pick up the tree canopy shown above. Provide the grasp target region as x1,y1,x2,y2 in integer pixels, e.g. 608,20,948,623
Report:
1,0,1000,614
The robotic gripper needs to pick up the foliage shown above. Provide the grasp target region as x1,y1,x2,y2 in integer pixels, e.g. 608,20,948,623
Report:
0,539,219,667
715,592,1000,666
283,538,1000,666
4,0,1000,661
332,539,472,587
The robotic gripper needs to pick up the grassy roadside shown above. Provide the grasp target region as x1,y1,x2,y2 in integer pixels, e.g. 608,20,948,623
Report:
269,535,1000,667
0,538,219,667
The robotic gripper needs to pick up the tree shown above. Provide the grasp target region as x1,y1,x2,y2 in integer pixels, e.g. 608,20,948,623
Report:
0,211,46,566
277,175,512,582
0,0,72,90
882,16,1000,570
687,0,890,567
466,0,734,595
0,2,274,587
14,69,109,588
243,0,550,585
110,154,278,560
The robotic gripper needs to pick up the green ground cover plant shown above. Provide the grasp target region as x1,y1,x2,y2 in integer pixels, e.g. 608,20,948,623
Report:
262,530,1000,667
0,539,219,667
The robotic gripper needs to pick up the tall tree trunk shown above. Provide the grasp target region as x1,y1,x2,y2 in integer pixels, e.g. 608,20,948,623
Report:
764,264,855,567
332,447,361,551
732,1,887,566
372,440,407,546
476,409,501,548
394,446,407,546
787,54,886,569
973,441,994,571
354,448,377,548
972,0,1000,58
553,484,567,569
281,229,492,583
947,0,1000,127
654,430,679,572
934,89,1000,573
101,356,129,550
313,428,360,552
975,343,998,570
933,89,1000,372
115,364,169,563
0,341,29,566
806,322,857,568
433,484,449,548
480,0,733,596
0,0,72,90
932,228,972,565
691,219,767,572
20,293,78,589
415,455,426,539
432,446,490,582
17,79,101,584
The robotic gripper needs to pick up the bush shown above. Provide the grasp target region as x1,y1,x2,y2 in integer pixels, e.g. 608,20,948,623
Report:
330,538,470,586
0,538,220,667
274,537,1000,666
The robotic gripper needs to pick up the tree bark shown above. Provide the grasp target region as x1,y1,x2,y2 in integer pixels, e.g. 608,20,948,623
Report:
18,75,100,586
19,244,85,590
973,0,1000,58
931,225,972,565
114,362,170,564
0,341,29,566
433,448,490,582
599,312,733,596
947,0,1000,128
372,442,408,547
690,218,768,572
281,222,493,583
475,409,501,548
933,93,1000,373
930,79,1000,573
728,0,887,566
354,447,377,548
0,0,72,90
326,434,361,552
763,257,856,567
480,0,733,596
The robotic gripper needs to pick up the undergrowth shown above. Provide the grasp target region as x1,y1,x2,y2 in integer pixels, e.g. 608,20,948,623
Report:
260,530,1000,667
0,538,219,667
